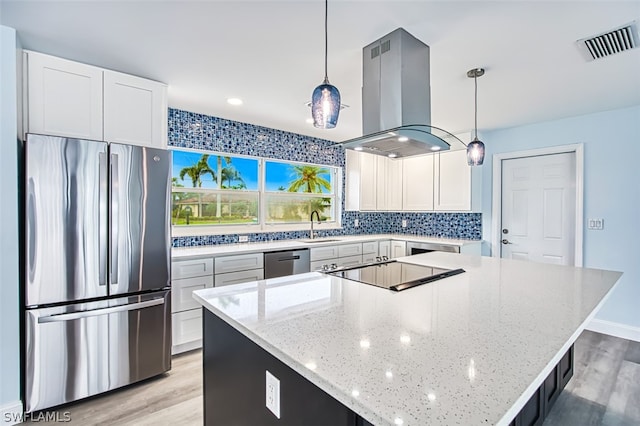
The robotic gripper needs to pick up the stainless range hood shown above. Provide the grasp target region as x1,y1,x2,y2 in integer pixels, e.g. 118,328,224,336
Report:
340,28,465,158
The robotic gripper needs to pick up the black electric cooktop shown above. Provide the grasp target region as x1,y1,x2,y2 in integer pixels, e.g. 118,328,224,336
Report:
325,260,465,291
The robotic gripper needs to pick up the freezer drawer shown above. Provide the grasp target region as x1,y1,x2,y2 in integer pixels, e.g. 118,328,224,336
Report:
25,290,171,413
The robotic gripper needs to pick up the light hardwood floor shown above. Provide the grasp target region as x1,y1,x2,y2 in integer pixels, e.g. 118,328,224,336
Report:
22,330,640,425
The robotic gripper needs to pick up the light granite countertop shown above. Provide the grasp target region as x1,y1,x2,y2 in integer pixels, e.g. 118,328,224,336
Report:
172,234,481,259
193,252,622,426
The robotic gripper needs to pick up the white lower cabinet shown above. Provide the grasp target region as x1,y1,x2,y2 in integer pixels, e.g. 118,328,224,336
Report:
391,241,407,258
172,310,203,350
336,255,363,268
171,257,214,355
215,269,264,287
378,240,391,258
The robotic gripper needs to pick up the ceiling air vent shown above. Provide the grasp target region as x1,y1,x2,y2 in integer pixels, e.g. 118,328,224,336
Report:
576,21,639,61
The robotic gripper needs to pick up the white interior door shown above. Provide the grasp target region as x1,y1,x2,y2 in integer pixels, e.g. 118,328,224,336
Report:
501,152,576,265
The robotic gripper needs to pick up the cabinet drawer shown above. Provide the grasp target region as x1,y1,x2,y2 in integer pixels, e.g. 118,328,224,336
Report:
362,241,378,254
215,269,264,287
215,253,264,274
338,243,362,258
172,257,213,279
362,252,378,263
310,246,340,261
172,275,213,313
172,309,202,346
336,255,363,268
310,259,338,272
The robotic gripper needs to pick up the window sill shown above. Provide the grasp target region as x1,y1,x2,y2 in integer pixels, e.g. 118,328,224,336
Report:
171,222,342,238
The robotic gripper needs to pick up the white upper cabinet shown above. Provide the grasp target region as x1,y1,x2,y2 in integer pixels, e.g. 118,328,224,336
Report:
24,51,167,148
103,71,167,147
402,155,434,211
346,151,403,211
434,149,471,211
26,52,103,140
344,149,361,211
375,155,388,210
386,157,403,210
359,152,377,211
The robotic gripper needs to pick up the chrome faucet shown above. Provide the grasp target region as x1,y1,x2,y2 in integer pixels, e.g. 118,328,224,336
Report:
310,210,321,239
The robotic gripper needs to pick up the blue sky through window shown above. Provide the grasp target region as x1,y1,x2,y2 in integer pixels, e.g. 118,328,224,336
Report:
172,151,258,190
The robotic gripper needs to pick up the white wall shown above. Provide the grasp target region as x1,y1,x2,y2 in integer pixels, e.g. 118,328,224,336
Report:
0,25,22,419
480,105,640,337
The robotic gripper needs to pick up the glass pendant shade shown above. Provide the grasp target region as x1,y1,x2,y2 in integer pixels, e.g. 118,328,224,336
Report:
467,138,485,166
312,80,341,129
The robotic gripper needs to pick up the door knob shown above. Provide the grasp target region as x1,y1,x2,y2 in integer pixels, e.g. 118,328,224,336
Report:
501,239,512,245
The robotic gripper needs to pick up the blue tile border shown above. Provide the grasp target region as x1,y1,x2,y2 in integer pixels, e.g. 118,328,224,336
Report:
168,108,482,247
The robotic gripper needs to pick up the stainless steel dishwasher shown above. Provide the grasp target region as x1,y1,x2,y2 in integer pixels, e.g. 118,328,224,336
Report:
264,249,310,279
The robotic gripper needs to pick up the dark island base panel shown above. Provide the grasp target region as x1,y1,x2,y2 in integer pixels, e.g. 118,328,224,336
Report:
509,345,574,426
203,309,573,426
203,309,375,426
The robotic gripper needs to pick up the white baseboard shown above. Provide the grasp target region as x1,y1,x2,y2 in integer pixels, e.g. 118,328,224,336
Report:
1,400,23,426
586,319,640,342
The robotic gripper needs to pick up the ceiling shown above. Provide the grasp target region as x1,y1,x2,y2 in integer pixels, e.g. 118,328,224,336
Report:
2,1,639,143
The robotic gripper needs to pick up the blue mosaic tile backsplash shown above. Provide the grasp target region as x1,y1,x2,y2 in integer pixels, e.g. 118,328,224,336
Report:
168,108,481,247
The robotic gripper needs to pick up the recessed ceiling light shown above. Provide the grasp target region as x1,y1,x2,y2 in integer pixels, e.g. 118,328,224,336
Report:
227,98,243,106
430,146,441,151
305,118,314,124
354,147,364,151
388,153,398,158
397,136,409,142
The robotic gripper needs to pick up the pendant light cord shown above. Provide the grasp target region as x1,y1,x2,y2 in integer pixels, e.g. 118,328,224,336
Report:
324,0,329,82
474,74,478,140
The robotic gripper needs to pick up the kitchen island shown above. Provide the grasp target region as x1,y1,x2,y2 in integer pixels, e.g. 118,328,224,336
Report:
193,252,621,425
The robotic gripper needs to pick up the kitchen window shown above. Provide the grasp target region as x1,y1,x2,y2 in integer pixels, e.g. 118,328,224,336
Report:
171,148,340,234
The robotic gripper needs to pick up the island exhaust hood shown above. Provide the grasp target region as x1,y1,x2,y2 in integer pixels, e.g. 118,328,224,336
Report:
340,28,464,158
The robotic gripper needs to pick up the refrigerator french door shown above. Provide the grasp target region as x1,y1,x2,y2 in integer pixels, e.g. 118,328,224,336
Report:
24,134,172,413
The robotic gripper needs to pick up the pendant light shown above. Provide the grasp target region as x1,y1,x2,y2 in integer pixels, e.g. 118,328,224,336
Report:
311,0,341,129
466,68,485,166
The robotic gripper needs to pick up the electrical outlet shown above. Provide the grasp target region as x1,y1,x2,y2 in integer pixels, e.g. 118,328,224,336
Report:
354,219,359,227
587,219,604,230
266,371,280,419
402,219,408,228
238,235,249,243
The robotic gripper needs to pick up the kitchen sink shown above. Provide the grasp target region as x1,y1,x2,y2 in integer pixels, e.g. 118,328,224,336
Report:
300,239,341,244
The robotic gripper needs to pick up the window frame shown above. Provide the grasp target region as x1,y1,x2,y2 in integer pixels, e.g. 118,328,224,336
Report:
170,147,343,236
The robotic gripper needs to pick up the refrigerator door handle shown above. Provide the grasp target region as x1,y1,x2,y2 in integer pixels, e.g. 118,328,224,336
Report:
38,298,164,324
110,153,119,286
99,152,108,286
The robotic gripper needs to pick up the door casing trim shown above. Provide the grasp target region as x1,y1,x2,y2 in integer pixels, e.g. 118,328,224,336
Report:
491,144,584,266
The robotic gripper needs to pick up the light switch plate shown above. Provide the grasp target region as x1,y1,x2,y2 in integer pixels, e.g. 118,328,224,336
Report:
587,219,604,230
266,370,280,419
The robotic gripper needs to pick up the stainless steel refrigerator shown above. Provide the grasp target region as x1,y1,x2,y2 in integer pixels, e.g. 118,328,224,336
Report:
24,134,172,413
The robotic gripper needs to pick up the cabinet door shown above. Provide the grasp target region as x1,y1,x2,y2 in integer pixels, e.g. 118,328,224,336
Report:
103,71,168,148
376,156,388,211
26,51,103,140
387,158,403,210
378,240,391,258
359,152,377,211
402,155,434,211
344,150,361,211
390,241,406,258
172,309,202,346
172,275,213,313
434,150,471,211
